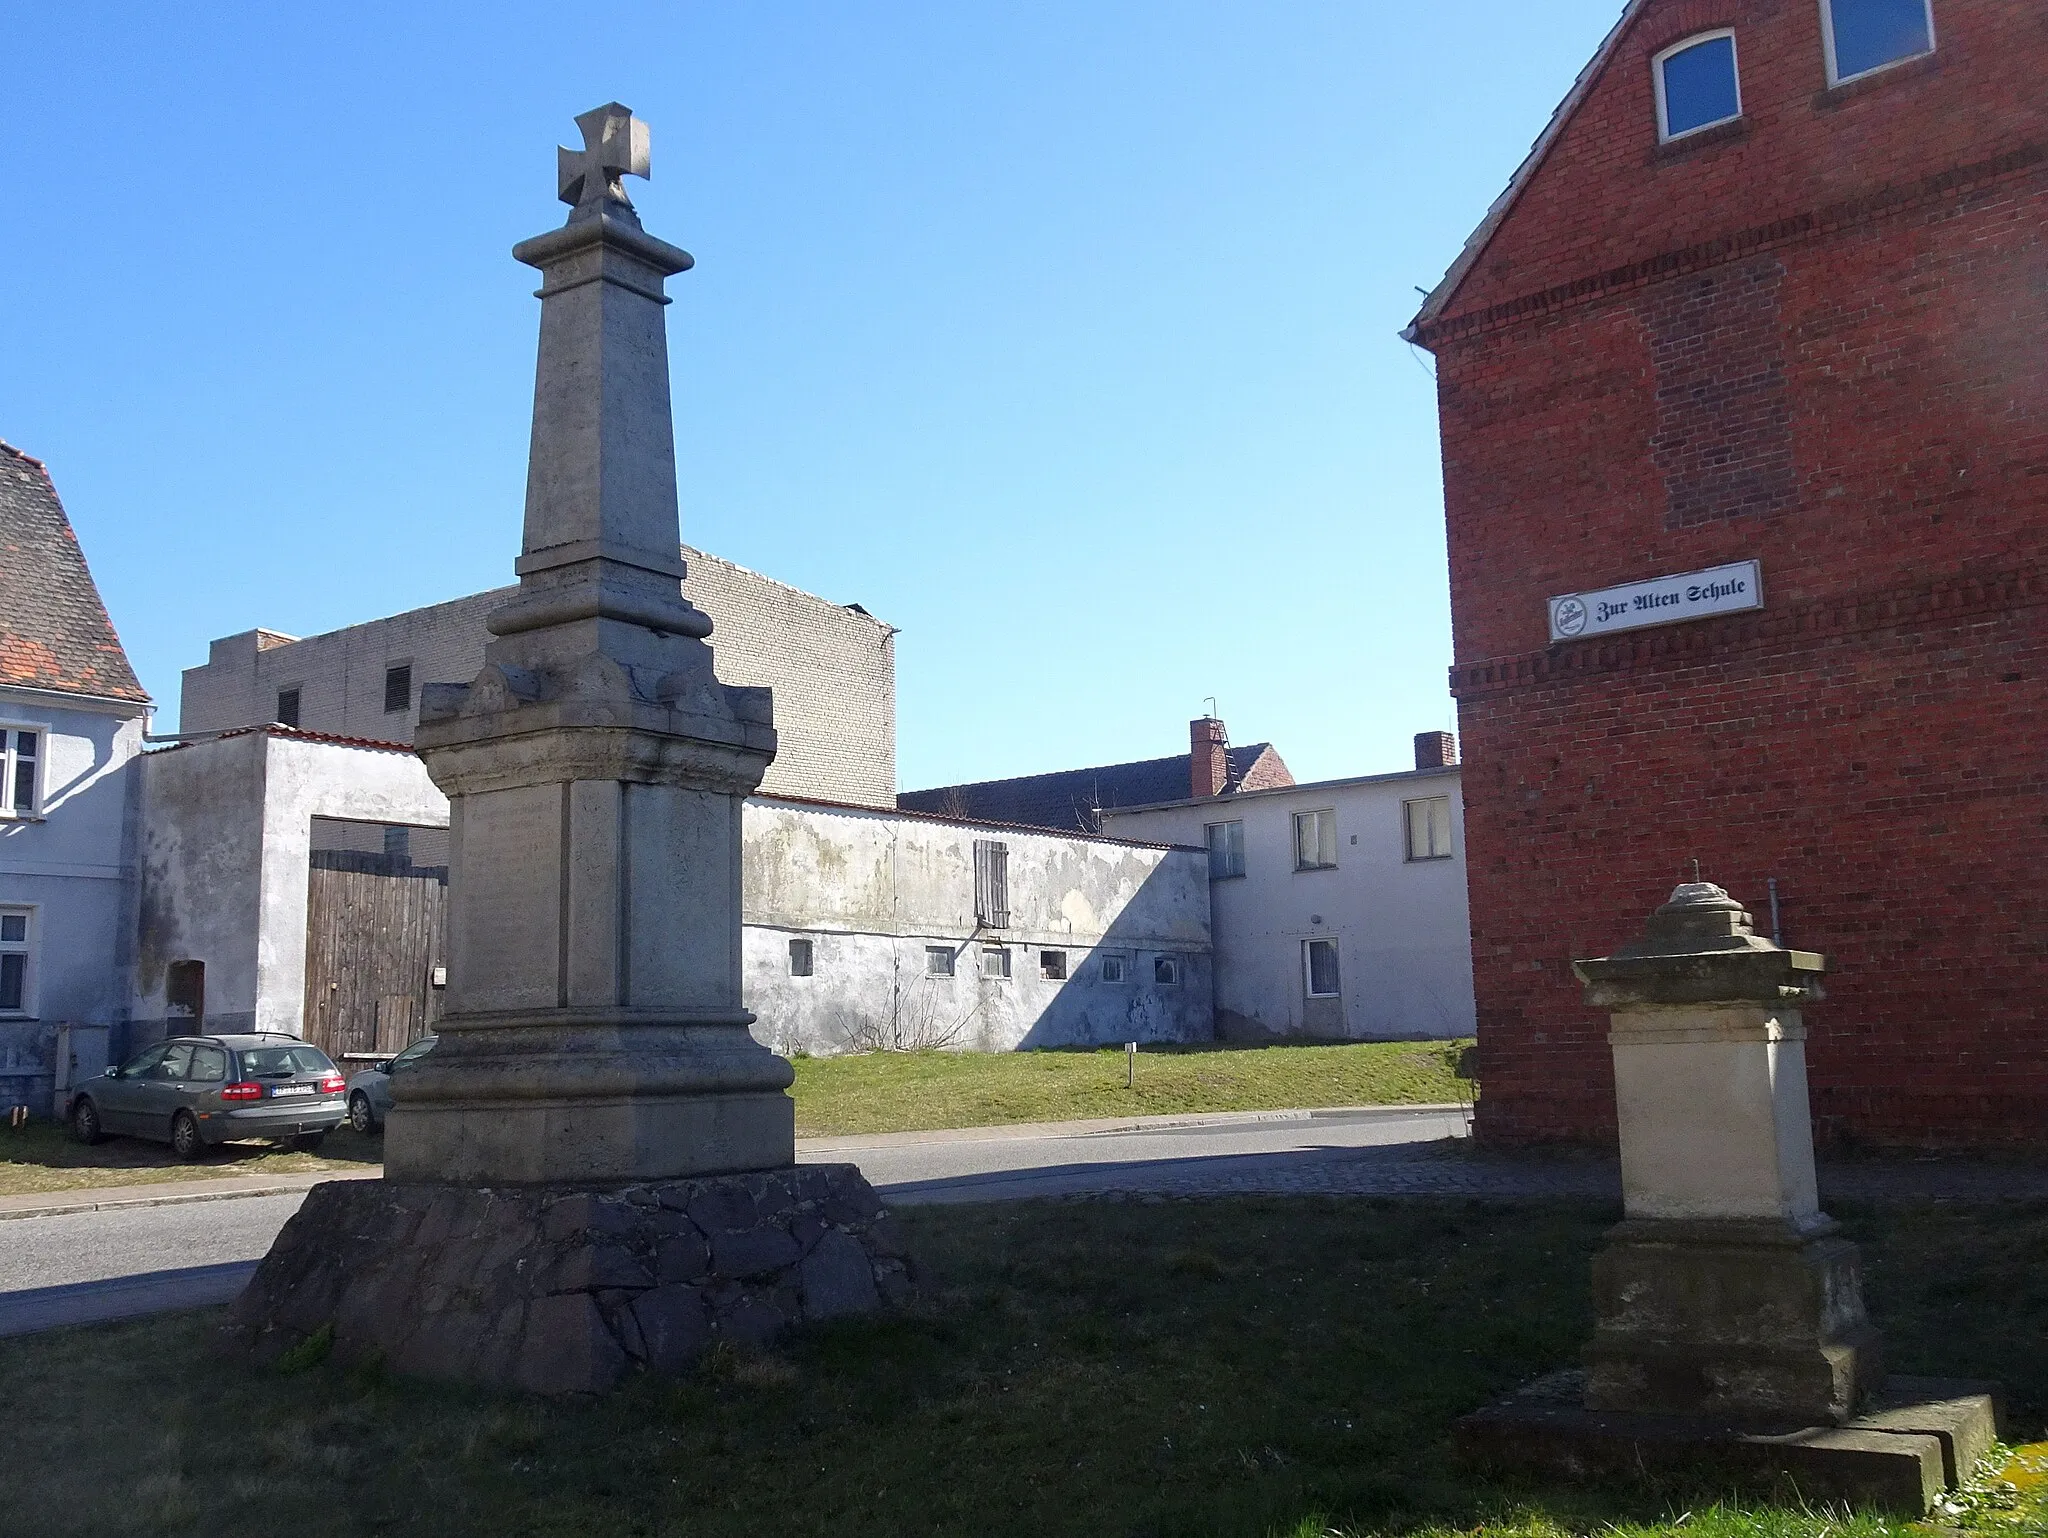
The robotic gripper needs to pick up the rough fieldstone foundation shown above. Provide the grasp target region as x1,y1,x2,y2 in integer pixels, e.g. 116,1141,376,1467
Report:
222,1165,911,1394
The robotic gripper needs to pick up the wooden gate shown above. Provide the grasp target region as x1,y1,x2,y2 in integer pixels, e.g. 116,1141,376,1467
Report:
302,851,448,1060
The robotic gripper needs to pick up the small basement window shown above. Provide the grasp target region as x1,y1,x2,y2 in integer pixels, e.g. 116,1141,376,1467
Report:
982,946,1011,980
926,946,956,978
275,688,301,728
1099,951,1130,984
1153,954,1182,987
1654,31,1742,142
384,663,413,715
788,937,814,978
1040,949,1067,981
1822,0,1934,85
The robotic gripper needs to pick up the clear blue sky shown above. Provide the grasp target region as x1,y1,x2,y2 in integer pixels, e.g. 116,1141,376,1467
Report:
2,1,1620,789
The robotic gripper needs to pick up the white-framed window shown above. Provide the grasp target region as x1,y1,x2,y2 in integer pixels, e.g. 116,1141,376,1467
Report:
788,937,814,978
1821,0,1934,86
1293,809,1337,871
1153,954,1182,987
1404,796,1455,862
926,945,956,978
1099,950,1130,984
982,946,1011,980
1,726,44,817
1205,820,1246,879
1303,937,1341,999
0,907,35,1017
1654,30,1742,143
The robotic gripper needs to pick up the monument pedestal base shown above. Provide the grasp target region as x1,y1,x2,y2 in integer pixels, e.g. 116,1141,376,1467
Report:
1456,1371,2000,1515
221,1165,911,1395
1587,1218,1883,1423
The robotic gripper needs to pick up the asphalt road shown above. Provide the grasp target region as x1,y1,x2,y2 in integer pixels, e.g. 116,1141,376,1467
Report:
0,1107,1473,1335
810,1105,1476,1202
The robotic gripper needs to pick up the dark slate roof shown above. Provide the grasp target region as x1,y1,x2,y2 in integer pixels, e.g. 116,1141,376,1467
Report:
0,441,147,704
899,744,1285,834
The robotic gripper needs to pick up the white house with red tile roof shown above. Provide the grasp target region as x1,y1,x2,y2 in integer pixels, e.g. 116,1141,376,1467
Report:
0,440,153,1112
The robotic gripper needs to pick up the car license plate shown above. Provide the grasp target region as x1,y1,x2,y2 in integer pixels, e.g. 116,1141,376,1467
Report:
269,1084,314,1098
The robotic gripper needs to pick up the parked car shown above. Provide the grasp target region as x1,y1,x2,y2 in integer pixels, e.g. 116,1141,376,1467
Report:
345,1035,438,1133
70,1034,347,1159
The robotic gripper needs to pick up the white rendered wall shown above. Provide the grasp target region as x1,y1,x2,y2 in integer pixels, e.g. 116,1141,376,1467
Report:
0,688,147,1109
1102,768,1473,1041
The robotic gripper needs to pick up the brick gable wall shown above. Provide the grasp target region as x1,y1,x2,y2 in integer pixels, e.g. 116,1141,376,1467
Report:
1418,0,2048,1147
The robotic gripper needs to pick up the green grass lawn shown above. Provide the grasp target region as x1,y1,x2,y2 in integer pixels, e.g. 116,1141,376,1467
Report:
0,1118,379,1198
790,1040,1473,1137
1,1044,1465,1195
4,1194,2042,1537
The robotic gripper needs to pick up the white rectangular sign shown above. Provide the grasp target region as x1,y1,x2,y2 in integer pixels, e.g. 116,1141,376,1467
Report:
1547,560,1763,643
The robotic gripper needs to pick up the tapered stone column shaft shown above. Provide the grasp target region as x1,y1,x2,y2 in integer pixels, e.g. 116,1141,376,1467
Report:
1572,881,1880,1424
385,103,792,1186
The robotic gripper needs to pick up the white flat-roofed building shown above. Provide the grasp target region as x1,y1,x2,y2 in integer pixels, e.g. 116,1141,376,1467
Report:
1100,731,1473,1042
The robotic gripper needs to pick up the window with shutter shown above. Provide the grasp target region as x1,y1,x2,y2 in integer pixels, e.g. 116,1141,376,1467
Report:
973,839,1010,928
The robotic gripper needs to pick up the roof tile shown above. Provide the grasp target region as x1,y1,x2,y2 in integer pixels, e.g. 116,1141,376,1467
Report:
0,441,148,704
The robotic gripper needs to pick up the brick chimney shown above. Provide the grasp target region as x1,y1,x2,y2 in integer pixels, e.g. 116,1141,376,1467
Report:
1414,730,1458,770
1191,716,1230,798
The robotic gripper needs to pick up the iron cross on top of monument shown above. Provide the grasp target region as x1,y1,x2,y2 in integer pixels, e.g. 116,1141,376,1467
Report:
557,102,652,217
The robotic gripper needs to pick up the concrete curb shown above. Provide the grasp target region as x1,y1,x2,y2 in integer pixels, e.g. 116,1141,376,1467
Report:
0,1105,1475,1220
0,1167,381,1222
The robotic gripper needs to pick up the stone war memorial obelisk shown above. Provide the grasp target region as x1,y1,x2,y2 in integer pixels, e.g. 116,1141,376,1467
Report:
1457,879,1998,1513
223,105,909,1394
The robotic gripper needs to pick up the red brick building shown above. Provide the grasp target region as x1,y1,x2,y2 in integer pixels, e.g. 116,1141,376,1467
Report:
1406,0,2047,1148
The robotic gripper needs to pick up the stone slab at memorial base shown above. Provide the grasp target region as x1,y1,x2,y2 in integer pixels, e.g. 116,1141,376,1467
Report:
219,1165,912,1394
1456,1370,2001,1515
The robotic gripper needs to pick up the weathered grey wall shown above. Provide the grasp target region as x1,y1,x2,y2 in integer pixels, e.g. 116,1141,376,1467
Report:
0,689,147,1111
178,547,896,808
130,739,1209,1060
135,732,450,1044
741,798,1213,1055
1102,768,1474,1042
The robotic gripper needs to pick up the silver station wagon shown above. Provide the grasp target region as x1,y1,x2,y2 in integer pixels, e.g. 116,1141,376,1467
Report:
70,1033,347,1160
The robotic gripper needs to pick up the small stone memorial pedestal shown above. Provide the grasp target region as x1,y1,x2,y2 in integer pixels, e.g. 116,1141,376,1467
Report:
1455,881,1997,1512
220,106,907,1393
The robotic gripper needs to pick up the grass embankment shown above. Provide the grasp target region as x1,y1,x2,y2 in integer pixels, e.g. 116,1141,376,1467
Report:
0,1042,1465,1196
0,1119,377,1198
4,1195,2042,1537
791,1039,1472,1137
